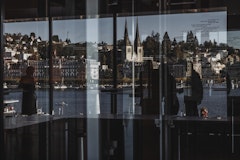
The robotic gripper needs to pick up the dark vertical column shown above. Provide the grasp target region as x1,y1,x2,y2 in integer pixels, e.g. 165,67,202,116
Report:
139,69,143,103
159,2,166,160
36,1,49,159
47,0,53,115
38,123,47,160
47,1,53,160
0,0,5,159
147,60,151,99
111,1,118,114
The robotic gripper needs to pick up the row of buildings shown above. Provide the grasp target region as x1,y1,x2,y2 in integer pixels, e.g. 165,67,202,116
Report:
3,20,240,88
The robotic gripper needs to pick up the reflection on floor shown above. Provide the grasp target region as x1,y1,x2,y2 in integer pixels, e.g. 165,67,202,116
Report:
4,115,240,160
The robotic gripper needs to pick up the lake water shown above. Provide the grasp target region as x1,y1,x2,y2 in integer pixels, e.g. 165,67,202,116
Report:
4,87,228,117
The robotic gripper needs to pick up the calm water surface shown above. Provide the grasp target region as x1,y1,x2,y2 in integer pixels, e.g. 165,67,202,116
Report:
4,88,227,117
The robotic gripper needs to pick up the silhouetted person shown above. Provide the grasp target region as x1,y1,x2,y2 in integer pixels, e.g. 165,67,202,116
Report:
163,64,179,115
226,72,231,95
19,66,37,115
145,63,179,115
184,68,203,116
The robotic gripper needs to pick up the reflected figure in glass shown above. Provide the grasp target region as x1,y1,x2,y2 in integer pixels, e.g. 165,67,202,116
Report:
163,64,180,115
19,66,37,115
184,63,203,116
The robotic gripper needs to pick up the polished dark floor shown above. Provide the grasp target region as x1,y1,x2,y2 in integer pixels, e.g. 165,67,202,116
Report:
4,115,240,160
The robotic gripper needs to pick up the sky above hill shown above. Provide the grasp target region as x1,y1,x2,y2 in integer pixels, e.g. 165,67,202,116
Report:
4,10,233,48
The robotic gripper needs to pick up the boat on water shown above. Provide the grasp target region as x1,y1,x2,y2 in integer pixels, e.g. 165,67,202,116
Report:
3,99,19,117
54,77,68,89
35,83,41,89
4,100,19,104
3,82,8,89
7,84,19,89
4,108,16,117
60,85,67,89
54,85,60,89
54,84,68,89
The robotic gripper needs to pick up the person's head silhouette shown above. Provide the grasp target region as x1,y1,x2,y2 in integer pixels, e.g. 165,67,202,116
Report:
26,66,35,76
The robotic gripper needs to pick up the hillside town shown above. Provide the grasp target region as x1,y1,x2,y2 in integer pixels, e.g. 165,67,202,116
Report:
3,21,240,89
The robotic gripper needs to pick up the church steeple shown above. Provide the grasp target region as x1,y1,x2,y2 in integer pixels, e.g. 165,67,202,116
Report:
124,19,133,62
134,18,141,54
162,32,171,55
124,19,131,46
134,18,143,62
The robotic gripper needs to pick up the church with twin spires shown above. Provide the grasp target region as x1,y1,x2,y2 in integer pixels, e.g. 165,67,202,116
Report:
123,19,144,63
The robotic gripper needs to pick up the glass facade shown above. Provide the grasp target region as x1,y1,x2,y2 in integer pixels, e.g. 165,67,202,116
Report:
1,0,240,160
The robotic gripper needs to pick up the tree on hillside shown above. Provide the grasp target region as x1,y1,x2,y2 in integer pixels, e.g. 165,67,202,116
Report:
142,31,160,59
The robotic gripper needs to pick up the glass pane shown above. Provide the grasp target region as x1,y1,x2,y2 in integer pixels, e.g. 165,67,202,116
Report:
51,15,152,116
3,1,240,160
51,18,87,116
161,10,227,118
3,18,49,116
164,8,240,160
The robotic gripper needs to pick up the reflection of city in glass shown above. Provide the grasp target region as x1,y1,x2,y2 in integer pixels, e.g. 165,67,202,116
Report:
3,11,230,86
4,10,240,117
